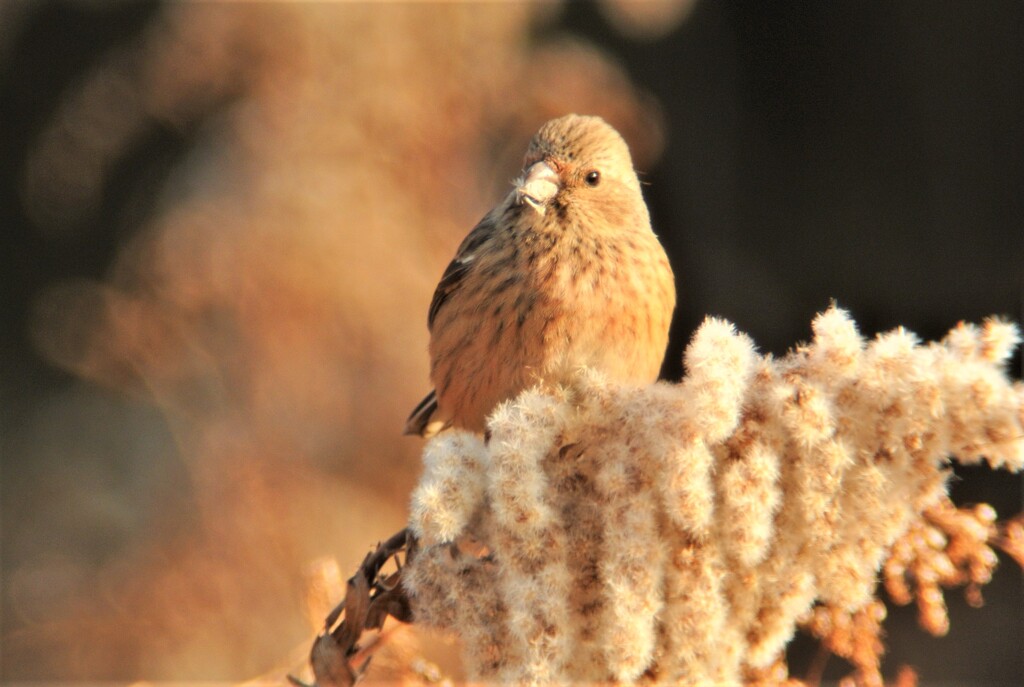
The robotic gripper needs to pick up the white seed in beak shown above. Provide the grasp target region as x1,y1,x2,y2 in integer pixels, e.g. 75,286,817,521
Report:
516,160,560,214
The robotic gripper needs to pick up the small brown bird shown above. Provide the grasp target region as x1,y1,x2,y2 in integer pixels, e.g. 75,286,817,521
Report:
405,114,676,437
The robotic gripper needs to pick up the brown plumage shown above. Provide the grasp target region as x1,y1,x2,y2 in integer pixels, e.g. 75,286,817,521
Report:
406,114,676,437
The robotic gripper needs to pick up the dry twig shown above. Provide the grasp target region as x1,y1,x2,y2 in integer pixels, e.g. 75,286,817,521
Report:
291,528,416,687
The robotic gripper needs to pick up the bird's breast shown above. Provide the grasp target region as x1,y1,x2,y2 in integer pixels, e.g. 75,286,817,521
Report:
528,230,675,385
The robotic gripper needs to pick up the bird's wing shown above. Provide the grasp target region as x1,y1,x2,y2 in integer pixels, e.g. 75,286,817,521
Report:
408,214,501,437
427,214,498,331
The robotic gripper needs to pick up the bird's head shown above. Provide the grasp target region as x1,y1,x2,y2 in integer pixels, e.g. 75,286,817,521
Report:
514,114,645,228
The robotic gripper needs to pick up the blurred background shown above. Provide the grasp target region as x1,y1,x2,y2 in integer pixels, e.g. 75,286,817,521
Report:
0,0,1020,682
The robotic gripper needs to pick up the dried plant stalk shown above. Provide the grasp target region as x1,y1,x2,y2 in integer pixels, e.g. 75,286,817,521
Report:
294,529,415,687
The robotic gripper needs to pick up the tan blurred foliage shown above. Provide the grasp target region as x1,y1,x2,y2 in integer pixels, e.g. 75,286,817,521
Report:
599,0,698,41
8,1,674,679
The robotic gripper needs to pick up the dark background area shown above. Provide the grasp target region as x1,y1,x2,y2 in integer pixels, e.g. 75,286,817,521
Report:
1,0,1021,683
595,3,1024,682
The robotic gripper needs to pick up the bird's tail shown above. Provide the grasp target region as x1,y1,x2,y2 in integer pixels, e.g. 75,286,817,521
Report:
404,389,443,437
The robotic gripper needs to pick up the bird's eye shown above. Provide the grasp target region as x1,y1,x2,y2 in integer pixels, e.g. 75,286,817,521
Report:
585,170,601,187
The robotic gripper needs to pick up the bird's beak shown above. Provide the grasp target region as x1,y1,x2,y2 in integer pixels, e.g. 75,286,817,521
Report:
516,160,560,215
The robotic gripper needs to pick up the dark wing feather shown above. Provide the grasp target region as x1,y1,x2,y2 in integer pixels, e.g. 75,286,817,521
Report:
404,389,439,436
427,214,499,331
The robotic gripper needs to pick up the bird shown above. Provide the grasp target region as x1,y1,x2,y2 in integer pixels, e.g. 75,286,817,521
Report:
405,114,676,437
